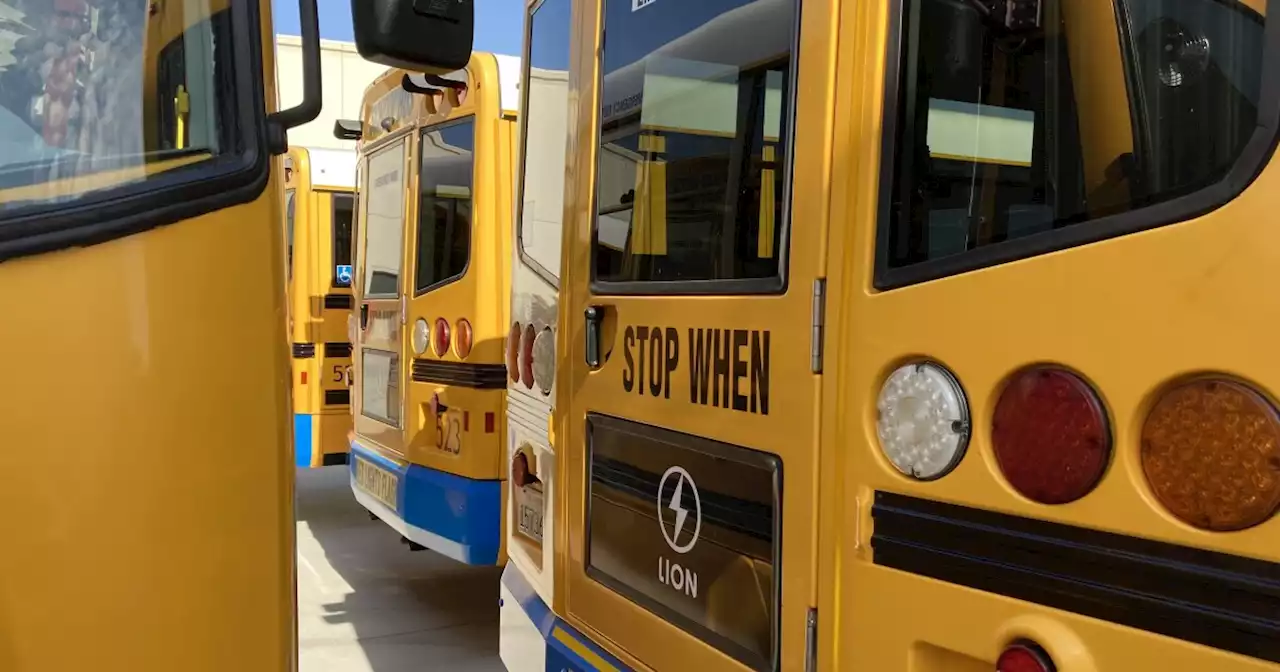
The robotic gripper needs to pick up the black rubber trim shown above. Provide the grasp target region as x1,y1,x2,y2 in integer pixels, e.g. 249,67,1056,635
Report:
0,0,270,263
323,293,354,310
324,388,351,405
591,455,773,542
872,0,1280,289
871,491,1280,664
322,452,350,466
323,342,353,358
292,343,316,359
410,359,506,389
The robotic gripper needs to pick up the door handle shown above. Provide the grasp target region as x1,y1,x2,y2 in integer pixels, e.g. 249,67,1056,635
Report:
584,305,605,369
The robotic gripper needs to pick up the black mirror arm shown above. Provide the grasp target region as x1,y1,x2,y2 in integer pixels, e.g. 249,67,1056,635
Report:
267,0,323,154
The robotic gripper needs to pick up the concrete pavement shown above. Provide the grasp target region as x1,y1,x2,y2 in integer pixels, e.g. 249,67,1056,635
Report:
296,466,505,672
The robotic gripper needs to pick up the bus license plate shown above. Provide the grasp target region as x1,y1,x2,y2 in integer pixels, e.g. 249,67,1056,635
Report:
354,457,398,509
517,485,544,543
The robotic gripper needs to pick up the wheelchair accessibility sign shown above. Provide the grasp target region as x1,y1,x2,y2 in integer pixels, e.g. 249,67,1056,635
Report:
336,265,353,286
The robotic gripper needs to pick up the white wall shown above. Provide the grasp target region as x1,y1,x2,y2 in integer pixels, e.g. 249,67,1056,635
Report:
275,35,389,151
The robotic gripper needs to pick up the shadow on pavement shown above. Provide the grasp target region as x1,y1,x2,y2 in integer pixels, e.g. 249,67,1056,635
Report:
296,466,505,672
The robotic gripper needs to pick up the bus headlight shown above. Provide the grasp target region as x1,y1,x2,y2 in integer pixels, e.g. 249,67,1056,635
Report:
412,318,430,356
876,361,970,480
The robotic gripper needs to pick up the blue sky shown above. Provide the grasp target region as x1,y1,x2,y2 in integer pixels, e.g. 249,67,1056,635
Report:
272,0,525,55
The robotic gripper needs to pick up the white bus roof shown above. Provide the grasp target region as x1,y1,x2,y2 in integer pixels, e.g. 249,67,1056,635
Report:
305,147,358,190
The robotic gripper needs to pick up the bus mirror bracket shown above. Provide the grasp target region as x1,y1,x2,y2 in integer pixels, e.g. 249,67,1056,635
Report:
268,0,323,155
350,0,475,74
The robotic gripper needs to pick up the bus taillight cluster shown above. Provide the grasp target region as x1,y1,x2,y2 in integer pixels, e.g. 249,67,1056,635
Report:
507,321,554,395
411,317,473,360
876,362,1280,530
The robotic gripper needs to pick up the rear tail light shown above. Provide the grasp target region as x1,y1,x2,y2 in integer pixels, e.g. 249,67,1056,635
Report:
520,324,536,389
507,322,522,382
412,318,430,356
992,367,1110,505
532,327,555,395
454,318,473,359
513,451,533,487
1141,377,1280,531
996,642,1054,672
433,318,450,357
876,361,970,480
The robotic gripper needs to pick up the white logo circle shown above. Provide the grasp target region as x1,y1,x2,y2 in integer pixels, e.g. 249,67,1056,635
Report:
657,466,701,554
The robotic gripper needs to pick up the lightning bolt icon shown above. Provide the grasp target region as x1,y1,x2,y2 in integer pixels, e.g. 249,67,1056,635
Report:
668,474,689,541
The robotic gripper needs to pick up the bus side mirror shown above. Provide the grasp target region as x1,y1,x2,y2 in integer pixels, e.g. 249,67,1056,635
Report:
334,119,362,141
350,0,474,74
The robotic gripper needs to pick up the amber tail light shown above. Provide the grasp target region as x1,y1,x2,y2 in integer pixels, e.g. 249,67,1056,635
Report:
1141,377,1280,531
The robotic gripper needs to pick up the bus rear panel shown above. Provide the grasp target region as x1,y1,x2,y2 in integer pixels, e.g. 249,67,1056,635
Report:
285,146,357,468
349,54,521,566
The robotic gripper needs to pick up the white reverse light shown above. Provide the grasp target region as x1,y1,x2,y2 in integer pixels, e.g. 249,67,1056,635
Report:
876,361,970,480
412,318,430,356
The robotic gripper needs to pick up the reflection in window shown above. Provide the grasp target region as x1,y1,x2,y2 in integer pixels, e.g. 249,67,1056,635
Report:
517,0,572,281
884,0,1265,271
362,140,407,297
415,119,474,293
594,0,795,286
0,0,236,201
285,188,296,279
332,193,354,287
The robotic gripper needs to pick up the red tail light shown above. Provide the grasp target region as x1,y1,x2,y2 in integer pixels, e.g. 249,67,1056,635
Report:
520,324,536,389
992,366,1111,504
996,642,1054,672
1141,377,1280,531
507,322,522,382
454,318,473,359
433,318,450,357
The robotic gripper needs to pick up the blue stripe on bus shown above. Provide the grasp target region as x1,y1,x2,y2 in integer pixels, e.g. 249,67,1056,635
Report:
349,440,502,565
501,562,633,671
293,413,312,468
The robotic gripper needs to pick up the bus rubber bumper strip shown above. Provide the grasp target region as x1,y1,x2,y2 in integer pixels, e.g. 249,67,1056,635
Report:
871,490,1280,665
501,563,632,672
348,439,502,565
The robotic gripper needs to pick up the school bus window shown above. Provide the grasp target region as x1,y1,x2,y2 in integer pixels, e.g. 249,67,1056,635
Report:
593,0,794,289
363,139,408,297
517,0,572,282
286,188,296,278
882,0,1267,277
0,0,239,205
332,192,355,286
415,118,475,294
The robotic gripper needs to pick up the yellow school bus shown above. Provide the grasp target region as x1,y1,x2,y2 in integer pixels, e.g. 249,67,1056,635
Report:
381,0,1280,671
345,53,521,565
498,0,573,663
284,146,357,468
0,0,471,667
0,0,322,668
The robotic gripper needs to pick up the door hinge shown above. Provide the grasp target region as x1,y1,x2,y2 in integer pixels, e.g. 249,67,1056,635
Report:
811,279,826,374
804,607,818,672
400,293,407,325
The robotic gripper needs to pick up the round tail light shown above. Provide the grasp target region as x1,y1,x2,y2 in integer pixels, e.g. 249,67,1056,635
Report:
876,361,970,480
993,367,1110,504
507,322,522,382
412,318,430,356
531,327,555,395
996,642,1054,672
454,318,473,359
512,451,533,488
519,324,536,389
433,317,451,357
1141,377,1280,531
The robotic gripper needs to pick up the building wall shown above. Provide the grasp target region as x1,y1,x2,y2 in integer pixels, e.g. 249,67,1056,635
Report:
276,36,389,151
